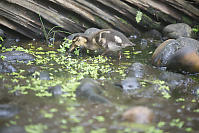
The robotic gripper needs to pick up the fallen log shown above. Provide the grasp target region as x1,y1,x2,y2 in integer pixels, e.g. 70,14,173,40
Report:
0,0,198,40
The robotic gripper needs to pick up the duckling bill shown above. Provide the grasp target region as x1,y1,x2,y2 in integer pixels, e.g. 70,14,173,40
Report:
67,29,135,55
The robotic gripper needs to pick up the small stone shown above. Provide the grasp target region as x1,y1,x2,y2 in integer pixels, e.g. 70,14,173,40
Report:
121,77,140,91
39,71,50,80
76,78,111,104
48,85,62,96
122,106,154,124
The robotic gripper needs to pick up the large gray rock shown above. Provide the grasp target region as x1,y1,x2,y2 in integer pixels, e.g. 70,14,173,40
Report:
163,23,193,39
152,37,199,73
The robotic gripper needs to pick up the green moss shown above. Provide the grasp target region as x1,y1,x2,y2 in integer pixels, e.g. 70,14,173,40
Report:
70,126,85,133
182,16,192,25
141,14,162,30
90,128,107,133
136,11,143,23
94,116,105,122
118,17,128,25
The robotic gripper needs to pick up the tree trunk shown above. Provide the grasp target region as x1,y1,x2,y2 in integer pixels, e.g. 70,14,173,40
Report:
0,0,198,39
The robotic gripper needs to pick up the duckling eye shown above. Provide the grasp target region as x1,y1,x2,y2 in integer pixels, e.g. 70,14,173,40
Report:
76,38,81,42
73,37,79,42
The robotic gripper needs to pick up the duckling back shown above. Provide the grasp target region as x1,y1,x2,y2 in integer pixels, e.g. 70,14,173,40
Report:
92,29,135,51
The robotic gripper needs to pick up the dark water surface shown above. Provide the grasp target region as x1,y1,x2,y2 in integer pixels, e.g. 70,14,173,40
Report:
0,40,198,133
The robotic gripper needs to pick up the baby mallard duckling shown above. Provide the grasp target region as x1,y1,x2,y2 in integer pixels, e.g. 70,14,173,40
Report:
67,29,135,56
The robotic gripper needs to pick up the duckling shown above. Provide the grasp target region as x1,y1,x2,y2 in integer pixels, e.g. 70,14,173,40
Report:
67,29,135,56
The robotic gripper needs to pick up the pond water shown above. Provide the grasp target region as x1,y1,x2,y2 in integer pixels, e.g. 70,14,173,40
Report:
0,39,199,133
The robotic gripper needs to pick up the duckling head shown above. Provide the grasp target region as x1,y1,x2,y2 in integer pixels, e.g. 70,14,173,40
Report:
68,36,88,53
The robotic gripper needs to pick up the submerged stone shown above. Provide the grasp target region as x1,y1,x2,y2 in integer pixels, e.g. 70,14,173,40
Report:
39,71,50,80
0,51,35,64
0,104,19,119
122,106,154,124
0,126,26,133
48,85,62,96
159,71,193,88
121,77,140,92
0,59,17,73
76,78,111,104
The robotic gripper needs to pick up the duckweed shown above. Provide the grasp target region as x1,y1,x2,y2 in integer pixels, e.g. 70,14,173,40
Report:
169,118,184,128
90,128,107,133
25,124,48,133
70,126,85,133
4,43,129,99
94,116,105,122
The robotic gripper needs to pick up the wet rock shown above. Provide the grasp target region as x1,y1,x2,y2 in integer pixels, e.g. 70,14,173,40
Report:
0,51,35,64
127,62,158,79
0,59,17,73
48,85,62,96
0,126,26,133
159,71,193,89
121,77,140,92
163,23,192,39
122,106,154,124
0,104,18,119
84,28,100,35
127,62,145,78
152,37,199,73
152,39,180,67
39,71,50,80
166,46,199,73
76,78,111,104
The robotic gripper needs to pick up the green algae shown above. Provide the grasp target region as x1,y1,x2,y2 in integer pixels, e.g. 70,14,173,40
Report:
25,123,48,133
